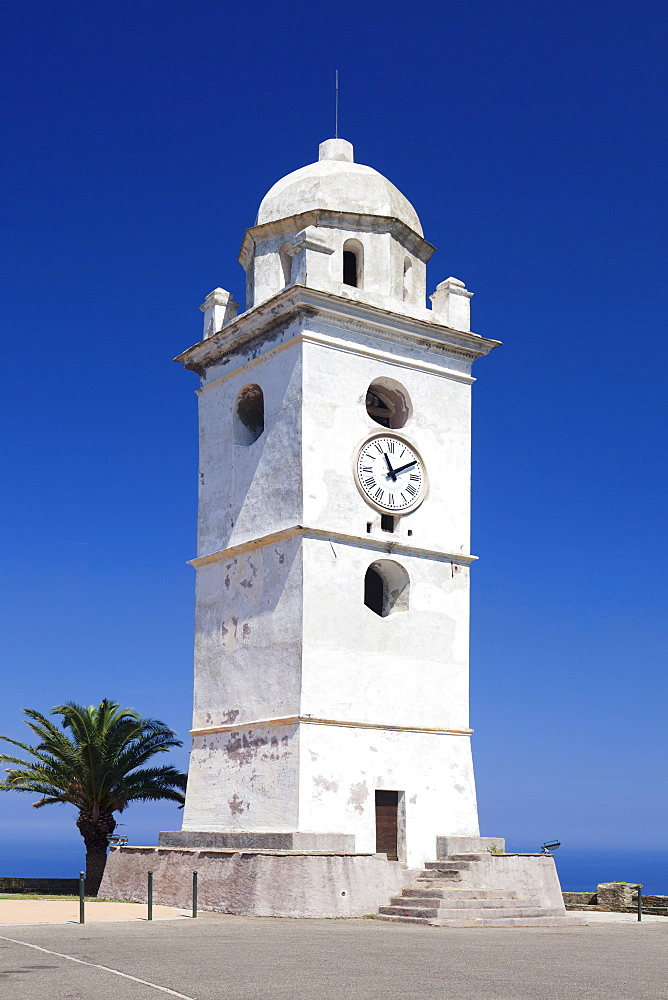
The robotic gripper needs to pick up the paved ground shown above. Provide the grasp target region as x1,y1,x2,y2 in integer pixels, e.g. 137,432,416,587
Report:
574,909,668,923
0,900,188,924
0,913,667,1000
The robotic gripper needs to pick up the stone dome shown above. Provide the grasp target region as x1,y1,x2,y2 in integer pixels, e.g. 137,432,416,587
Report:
255,139,423,237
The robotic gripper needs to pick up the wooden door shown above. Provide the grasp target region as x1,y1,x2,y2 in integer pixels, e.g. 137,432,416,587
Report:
375,790,398,860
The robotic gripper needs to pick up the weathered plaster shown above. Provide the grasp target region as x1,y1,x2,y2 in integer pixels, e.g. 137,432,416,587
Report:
100,847,418,918
298,724,478,866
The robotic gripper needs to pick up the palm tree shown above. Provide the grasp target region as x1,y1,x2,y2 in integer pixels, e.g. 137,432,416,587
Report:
0,700,187,895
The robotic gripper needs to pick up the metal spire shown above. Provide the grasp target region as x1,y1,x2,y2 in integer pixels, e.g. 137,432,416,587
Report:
335,70,339,139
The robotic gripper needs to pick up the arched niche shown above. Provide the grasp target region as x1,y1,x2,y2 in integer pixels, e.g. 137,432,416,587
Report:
364,560,410,618
342,238,364,288
234,383,264,446
365,376,412,429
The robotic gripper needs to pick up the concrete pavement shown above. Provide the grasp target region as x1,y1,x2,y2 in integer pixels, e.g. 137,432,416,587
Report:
0,912,667,1000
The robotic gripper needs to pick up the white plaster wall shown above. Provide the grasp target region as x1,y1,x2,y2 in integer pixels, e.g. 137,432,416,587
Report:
301,538,470,730
299,724,479,868
301,337,472,555
184,287,483,856
250,229,299,306
191,537,303,732
182,723,300,832
248,225,425,311
197,343,303,556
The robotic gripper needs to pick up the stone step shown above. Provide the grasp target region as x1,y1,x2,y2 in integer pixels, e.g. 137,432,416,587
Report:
419,871,467,879
402,887,520,900
380,905,559,920
417,873,462,882
431,915,589,928
424,861,472,870
376,913,433,925
390,895,541,910
444,854,483,861
435,907,561,920
376,913,588,928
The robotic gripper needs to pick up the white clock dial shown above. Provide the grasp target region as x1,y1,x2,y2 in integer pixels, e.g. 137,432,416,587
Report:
355,435,426,514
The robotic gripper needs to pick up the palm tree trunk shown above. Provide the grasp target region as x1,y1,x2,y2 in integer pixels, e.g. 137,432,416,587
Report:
77,810,116,896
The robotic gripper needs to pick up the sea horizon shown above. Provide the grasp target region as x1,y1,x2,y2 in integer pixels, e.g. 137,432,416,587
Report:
1,840,666,895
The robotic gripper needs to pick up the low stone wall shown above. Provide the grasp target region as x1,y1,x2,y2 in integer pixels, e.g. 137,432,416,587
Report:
564,884,668,915
563,891,597,906
0,877,80,895
99,846,418,918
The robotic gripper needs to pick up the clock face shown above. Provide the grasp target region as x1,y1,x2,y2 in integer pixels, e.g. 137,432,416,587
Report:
355,435,426,514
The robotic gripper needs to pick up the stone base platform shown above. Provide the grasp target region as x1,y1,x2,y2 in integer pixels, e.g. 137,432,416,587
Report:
99,845,418,918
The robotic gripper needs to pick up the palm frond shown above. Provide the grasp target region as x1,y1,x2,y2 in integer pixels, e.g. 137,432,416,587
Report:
1,700,187,821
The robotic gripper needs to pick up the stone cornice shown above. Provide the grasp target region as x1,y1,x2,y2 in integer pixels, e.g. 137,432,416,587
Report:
190,716,473,737
187,525,477,569
197,327,477,393
238,209,435,267
174,285,501,377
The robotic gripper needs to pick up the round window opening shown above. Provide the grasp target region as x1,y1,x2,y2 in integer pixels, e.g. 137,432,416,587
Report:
365,377,412,429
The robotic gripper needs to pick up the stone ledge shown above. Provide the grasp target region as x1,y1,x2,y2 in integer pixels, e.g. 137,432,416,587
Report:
436,836,505,858
111,845,377,858
159,830,356,853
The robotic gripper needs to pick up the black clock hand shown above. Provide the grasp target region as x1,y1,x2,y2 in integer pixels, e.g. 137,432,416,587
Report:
383,452,397,482
393,459,418,475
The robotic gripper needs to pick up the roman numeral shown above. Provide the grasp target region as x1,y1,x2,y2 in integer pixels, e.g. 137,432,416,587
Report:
388,440,395,453
400,448,406,458
374,442,383,454
364,477,376,488
363,466,372,473
388,494,395,506
374,488,383,501
409,474,420,481
406,484,417,496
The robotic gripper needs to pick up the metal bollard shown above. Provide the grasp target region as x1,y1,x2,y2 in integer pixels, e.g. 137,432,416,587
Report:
147,870,153,921
192,871,198,919
637,886,642,922
79,871,85,924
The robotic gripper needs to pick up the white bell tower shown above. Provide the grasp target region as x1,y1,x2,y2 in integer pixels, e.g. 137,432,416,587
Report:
168,138,500,868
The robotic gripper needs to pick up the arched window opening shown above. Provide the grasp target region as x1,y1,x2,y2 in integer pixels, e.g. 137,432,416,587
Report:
343,251,357,286
363,560,410,618
280,244,292,287
402,257,412,302
234,383,264,446
365,377,412,429
342,239,363,288
364,566,384,617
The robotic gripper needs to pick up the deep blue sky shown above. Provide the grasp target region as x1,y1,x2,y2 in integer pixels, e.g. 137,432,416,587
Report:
1,0,666,875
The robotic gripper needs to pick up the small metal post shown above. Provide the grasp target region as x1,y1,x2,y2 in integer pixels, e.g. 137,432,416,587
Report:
79,871,85,924
192,871,198,919
147,870,153,921
637,886,642,922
